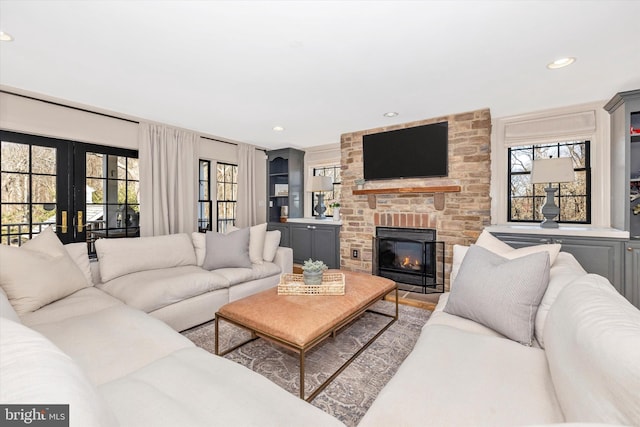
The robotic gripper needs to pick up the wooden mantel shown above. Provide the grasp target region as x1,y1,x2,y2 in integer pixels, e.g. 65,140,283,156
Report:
352,185,461,210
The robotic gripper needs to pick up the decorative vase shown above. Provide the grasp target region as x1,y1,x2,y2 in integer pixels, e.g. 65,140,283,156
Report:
333,208,340,221
303,270,323,286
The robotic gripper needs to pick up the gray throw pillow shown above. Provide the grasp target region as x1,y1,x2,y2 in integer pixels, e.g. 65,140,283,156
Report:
202,228,252,270
444,245,550,346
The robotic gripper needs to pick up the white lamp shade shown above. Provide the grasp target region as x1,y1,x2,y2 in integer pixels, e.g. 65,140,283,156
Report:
307,175,333,192
530,157,575,184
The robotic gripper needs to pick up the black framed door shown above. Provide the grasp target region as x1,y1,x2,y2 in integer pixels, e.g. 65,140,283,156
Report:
1,130,139,250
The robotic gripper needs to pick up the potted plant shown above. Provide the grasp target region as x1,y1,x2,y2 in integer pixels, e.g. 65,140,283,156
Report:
329,201,341,221
302,258,328,285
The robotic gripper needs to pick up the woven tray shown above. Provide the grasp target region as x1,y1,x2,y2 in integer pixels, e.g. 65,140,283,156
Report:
277,272,345,296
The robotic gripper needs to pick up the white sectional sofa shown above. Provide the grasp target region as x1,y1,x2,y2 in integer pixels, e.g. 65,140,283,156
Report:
0,227,342,426
360,233,640,427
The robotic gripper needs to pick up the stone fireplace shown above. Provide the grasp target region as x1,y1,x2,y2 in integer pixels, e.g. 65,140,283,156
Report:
339,109,492,291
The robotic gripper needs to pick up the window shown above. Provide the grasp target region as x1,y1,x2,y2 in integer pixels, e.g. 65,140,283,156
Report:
216,162,237,232
198,160,212,232
508,140,591,223
312,165,342,216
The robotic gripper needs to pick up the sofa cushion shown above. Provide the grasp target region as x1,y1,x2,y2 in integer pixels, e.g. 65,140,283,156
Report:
215,262,281,286
31,304,195,386
535,252,587,348
544,276,640,425
202,228,252,270
98,347,344,427
191,232,206,267
0,317,118,427
97,266,229,313
96,233,196,282
359,324,564,427
263,230,281,262
20,287,122,327
444,245,550,346
0,227,89,316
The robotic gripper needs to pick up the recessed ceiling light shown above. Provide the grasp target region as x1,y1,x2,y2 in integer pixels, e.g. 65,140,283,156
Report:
272,126,285,132
547,57,576,69
383,112,399,118
0,31,14,42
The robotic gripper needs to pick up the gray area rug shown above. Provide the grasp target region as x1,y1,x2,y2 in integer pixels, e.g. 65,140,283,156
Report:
183,300,430,427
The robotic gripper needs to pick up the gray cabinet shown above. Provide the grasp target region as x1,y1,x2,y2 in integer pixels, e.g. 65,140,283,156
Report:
289,223,340,269
267,148,305,223
605,90,640,238
625,241,640,308
490,232,626,295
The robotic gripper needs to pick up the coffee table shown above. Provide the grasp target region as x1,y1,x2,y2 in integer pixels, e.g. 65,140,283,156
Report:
215,270,397,401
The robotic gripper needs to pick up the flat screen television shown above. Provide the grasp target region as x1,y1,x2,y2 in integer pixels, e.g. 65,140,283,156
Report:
362,121,448,180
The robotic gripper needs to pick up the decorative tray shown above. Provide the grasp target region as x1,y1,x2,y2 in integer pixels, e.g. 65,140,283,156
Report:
277,272,345,296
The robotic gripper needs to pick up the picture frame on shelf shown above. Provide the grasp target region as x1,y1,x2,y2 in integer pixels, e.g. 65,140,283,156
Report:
274,184,288,196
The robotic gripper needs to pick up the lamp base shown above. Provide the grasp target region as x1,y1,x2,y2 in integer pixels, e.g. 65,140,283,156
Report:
539,186,560,228
314,193,327,219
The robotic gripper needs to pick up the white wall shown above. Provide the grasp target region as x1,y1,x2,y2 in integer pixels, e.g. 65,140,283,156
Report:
0,88,267,225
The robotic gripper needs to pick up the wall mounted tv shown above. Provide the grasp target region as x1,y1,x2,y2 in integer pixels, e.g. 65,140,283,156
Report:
363,121,448,181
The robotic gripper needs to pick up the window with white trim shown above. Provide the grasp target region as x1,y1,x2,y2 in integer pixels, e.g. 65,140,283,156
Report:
312,165,341,216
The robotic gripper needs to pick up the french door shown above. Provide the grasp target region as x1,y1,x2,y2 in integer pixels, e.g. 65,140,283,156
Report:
0,130,139,251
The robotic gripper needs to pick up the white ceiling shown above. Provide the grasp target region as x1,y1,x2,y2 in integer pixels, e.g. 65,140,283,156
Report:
1,0,639,150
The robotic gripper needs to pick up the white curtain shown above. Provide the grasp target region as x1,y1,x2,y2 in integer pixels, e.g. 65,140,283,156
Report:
139,123,199,236
236,143,258,228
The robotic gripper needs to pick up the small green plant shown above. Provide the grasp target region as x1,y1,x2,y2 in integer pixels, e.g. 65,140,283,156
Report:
302,258,328,272
329,201,341,208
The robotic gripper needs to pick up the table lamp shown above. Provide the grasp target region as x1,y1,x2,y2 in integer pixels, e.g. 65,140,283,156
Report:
308,176,334,219
530,157,575,228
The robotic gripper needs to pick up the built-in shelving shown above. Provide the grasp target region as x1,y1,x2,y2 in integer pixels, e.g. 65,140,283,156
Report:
352,185,461,210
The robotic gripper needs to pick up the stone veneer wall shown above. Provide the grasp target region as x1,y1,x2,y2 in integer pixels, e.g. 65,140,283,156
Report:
339,109,492,290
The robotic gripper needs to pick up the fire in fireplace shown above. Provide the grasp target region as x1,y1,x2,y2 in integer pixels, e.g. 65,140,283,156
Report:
374,227,444,294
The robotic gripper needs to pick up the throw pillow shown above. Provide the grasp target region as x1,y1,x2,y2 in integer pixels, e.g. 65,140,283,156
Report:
263,230,281,262
450,244,469,288
191,232,206,267
0,228,89,316
444,245,551,346
64,242,94,286
475,230,561,265
249,223,268,264
202,228,252,270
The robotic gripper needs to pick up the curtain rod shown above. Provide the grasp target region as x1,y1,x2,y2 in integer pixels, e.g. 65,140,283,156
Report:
1,89,267,151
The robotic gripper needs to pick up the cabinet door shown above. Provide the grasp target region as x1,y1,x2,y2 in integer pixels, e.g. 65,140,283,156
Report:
626,242,640,309
290,224,313,264
313,226,339,269
553,236,624,295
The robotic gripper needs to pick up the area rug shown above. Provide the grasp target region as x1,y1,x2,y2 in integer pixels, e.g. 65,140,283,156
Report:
183,300,431,426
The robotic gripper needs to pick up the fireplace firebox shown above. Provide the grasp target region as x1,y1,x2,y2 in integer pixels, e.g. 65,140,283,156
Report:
373,227,444,294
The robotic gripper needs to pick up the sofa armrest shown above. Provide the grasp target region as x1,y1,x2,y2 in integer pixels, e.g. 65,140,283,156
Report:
272,247,293,274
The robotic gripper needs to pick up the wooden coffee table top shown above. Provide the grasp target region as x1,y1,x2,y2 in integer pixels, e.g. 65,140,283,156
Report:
217,270,396,348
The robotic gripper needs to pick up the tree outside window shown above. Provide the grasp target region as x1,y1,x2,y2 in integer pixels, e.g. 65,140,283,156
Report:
216,162,237,232
508,141,590,223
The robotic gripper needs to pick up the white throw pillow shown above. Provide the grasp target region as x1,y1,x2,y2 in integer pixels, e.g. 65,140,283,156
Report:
263,230,282,262
476,230,561,265
64,242,94,286
0,228,89,316
450,244,469,288
249,223,268,264
191,232,206,267
444,245,551,346
0,317,117,426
